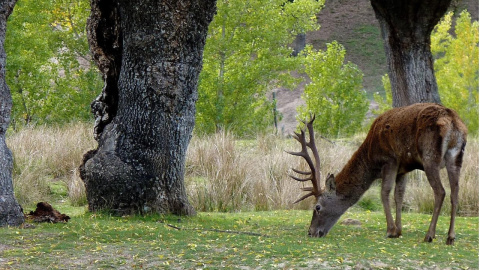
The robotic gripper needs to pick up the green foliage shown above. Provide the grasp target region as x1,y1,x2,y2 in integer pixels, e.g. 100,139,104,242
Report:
372,74,392,115
196,0,323,137
6,0,101,127
297,42,369,138
431,10,479,135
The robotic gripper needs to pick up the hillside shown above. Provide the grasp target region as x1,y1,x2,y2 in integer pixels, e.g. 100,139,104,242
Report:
275,0,479,135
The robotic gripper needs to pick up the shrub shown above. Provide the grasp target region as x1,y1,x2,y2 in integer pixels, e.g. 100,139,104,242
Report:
297,42,369,138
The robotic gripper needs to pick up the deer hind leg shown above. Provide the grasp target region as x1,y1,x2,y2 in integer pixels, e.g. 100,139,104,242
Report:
444,144,464,245
381,162,399,238
394,174,407,237
423,163,445,243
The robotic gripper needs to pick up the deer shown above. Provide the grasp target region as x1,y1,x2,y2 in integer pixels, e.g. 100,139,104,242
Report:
288,103,467,245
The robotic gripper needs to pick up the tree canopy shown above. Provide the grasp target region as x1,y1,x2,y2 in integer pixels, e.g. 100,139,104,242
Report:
431,10,478,134
297,42,368,138
6,0,100,128
196,0,324,136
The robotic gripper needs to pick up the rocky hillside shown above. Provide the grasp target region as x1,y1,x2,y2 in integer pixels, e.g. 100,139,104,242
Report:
275,0,478,135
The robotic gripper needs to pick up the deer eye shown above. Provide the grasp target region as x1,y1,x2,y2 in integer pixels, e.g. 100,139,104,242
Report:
315,204,322,212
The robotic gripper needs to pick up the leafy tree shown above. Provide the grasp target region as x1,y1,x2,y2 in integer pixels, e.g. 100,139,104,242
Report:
431,11,478,134
375,11,478,135
371,0,451,107
5,0,100,127
196,0,323,137
297,42,368,138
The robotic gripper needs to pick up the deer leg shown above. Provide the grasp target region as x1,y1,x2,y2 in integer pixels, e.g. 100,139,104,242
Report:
445,148,463,245
394,174,407,237
381,163,398,238
423,164,445,243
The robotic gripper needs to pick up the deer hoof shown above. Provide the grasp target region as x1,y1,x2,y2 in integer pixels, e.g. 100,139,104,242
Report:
424,235,434,242
387,232,400,238
446,237,455,245
386,228,400,238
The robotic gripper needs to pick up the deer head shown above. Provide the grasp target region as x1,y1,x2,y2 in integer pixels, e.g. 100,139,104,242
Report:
287,116,347,237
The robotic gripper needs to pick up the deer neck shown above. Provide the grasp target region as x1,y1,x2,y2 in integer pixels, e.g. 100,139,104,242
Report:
334,145,377,205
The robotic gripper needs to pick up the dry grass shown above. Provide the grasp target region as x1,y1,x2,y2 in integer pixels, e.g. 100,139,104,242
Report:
7,123,96,207
186,132,479,216
403,138,479,216
7,124,479,216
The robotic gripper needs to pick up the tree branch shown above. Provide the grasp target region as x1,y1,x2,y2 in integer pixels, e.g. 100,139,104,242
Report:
166,223,269,237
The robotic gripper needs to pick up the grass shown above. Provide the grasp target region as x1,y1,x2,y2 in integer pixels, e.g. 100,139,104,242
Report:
8,123,95,207
7,124,479,217
0,205,478,269
3,124,479,269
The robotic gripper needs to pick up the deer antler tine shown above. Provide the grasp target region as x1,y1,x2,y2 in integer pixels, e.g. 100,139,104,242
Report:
292,168,311,175
293,192,315,204
285,150,306,158
292,130,306,143
288,174,312,182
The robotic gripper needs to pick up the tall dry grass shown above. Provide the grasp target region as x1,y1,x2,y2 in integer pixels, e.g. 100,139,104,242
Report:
402,138,479,216
7,124,479,216
186,132,479,216
7,123,96,206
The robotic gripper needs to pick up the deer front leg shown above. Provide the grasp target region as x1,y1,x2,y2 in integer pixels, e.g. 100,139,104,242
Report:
394,174,407,237
423,164,445,243
381,163,399,238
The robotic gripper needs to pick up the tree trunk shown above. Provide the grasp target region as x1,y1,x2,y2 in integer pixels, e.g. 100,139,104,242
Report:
80,0,216,215
371,0,451,107
0,0,24,227
291,33,306,57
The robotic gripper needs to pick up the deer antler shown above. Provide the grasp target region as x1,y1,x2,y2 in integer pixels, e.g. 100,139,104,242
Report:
287,115,322,203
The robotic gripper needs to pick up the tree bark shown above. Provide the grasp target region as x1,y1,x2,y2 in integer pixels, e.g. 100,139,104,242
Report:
291,33,306,57
80,0,216,215
0,0,24,227
371,0,451,107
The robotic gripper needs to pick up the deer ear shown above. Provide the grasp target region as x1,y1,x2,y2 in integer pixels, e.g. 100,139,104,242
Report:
326,173,336,192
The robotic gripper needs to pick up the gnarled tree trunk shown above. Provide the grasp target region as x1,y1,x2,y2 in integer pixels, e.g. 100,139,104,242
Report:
371,0,452,107
80,0,216,215
0,0,24,227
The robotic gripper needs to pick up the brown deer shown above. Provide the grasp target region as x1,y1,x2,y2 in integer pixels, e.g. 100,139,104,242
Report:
288,103,467,245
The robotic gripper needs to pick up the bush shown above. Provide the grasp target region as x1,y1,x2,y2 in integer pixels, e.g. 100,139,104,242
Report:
297,42,369,138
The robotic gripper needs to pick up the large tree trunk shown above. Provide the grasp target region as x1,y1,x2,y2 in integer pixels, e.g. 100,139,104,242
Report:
80,0,216,215
371,0,452,107
0,0,24,227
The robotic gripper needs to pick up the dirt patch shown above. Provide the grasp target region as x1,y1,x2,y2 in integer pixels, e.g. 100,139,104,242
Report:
0,244,13,253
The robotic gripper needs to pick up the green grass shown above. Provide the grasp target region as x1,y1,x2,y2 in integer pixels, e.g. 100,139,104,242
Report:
1,206,477,269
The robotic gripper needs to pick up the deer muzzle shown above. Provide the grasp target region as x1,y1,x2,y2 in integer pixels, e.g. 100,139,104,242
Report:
308,227,326,238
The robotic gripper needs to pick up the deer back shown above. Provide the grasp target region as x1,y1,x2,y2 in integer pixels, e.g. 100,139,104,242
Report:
367,103,466,165
334,103,467,197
